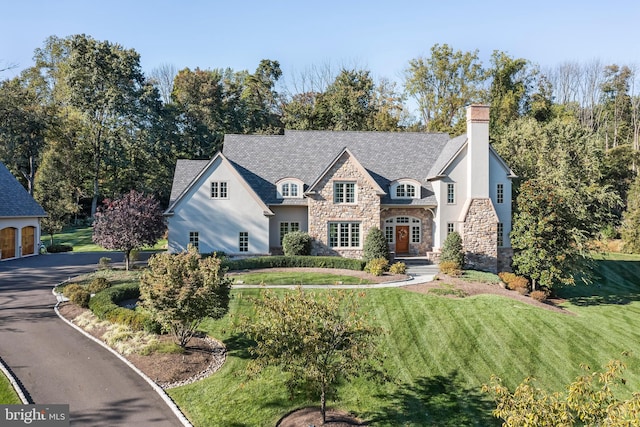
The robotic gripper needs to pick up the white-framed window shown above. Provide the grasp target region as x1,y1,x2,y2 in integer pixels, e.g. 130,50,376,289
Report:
411,218,421,243
396,183,417,198
211,181,228,199
279,221,300,245
333,182,356,204
328,222,360,248
383,217,421,244
447,183,455,204
385,226,394,243
497,222,504,247
189,231,199,250
497,183,504,204
282,182,299,198
447,223,455,235
239,232,249,252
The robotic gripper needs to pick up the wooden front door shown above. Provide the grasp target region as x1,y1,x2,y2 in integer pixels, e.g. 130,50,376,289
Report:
396,226,409,254
0,227,16,260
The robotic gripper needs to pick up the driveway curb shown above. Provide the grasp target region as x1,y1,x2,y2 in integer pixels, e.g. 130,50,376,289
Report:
0,355,30,404
52,288,193,427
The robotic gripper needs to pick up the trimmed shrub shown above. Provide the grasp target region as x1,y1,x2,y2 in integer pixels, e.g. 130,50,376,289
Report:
47,244,73,253
363,227,389,262
98,257,112,269
365,257,389,276
440,232,464,268
68,288,90,308
223,255,366,271
88,277,111,294
88,283,159,332
282,231,312,256
62,283,84,298
439,260,462,276
389,262,407,275
498,272,517,286
530,290,548,302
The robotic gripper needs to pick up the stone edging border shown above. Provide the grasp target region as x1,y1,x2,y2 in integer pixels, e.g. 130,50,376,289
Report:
0,354,30,404
52,286,194,427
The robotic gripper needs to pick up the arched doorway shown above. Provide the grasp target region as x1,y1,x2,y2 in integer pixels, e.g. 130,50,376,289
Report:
384,216,421,255
0,227,17,260
21,226,36,256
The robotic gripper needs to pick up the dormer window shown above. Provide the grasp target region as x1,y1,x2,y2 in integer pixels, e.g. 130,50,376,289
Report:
276,178,304,199
391,180,419,199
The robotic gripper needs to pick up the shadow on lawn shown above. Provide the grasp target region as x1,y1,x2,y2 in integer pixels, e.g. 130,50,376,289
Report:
368,371,499,426
223,332,256,359
558,260,640,307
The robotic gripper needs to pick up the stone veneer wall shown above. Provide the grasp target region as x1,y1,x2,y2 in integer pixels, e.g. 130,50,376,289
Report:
497,247,514,272
461,198,498,273
381,208,433,255
308,154,381,258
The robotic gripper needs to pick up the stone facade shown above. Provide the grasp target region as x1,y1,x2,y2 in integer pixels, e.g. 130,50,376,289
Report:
461,198,498,273
381,207,434,256
308,153,381,258
497,247,514,272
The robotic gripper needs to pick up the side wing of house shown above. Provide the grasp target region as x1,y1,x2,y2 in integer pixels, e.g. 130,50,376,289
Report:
165,154,273,255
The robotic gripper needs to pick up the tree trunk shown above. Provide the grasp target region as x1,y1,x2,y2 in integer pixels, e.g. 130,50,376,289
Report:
320,381,326,425
124,250,130,271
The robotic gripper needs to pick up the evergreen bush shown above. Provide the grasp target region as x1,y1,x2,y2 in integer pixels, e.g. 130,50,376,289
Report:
440,231,464,268
282,231,312,256
363,227,389,262
223,256,366,271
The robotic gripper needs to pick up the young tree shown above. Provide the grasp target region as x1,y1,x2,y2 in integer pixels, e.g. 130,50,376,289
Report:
92,190,165,270
140,247,232,347
363,226,389,262
241,289,381,425
440,231,465,268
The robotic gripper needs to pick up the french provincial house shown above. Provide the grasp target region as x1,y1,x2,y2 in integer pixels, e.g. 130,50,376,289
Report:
165,105,515,272
0,161,46,261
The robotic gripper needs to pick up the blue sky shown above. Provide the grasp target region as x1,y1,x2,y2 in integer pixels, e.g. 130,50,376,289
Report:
2,0,638,86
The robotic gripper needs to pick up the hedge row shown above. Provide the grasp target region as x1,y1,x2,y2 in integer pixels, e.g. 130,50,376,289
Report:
222,255,366,271
88,284,159,333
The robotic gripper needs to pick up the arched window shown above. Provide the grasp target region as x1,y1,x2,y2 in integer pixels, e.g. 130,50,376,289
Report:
383,217,421,244
391,180,420,199
277,178,303,199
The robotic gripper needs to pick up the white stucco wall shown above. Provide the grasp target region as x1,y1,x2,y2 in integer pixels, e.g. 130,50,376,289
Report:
0,217,41,260
268,206,309,248
433,146,469,249
167,157,270,255
489,151,513,247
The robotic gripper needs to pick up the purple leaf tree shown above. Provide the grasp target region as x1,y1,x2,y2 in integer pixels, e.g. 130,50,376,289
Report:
92,190,165,270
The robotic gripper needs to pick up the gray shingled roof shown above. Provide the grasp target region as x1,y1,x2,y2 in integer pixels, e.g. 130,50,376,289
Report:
0,161,46,217
169,130,456,208
428,134,467,178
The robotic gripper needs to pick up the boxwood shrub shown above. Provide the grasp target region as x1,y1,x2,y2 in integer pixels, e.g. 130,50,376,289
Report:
88,283,160,333
222,255,366,271
47,244,73,253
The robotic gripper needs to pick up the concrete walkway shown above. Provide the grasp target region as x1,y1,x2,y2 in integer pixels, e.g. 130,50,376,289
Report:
0,253,185,427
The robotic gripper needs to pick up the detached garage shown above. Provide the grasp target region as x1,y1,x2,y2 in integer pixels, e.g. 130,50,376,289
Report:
0,162,46,261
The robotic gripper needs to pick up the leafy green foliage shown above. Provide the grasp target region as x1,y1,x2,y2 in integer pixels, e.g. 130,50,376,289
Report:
46,243,73,253
439,260,462,276
87,277,110,294
281,231,312,256
621,173,640,253
483,359,640,426
389,262,407,275
87,283,158,332
240,288,381,424
364,257,389,276
223,255,366,271
68,287,90,308
92,190,165,270
140,247,232,347
440,231,464,268
363,226,389,262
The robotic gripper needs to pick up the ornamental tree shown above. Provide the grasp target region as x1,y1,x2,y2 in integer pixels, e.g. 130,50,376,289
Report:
92,190,165,270
140,247,232,347
241,288,381,425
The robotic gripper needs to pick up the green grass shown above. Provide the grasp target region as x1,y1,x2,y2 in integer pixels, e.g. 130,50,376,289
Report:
168,258,640,426
462,270,501,284
230,271,372,286
46,226,167,252
0,372,21,404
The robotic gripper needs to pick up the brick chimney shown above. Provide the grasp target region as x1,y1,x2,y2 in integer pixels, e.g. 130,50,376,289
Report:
466,104,490,199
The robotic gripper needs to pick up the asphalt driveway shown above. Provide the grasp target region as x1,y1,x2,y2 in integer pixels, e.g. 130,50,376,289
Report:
0,253,184,426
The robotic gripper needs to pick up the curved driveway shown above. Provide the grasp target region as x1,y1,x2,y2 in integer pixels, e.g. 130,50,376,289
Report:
0,253,183,426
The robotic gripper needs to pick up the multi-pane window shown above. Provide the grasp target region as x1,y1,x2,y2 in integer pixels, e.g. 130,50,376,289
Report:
279,221,300,245
329,222,360,248
396,183,416,198
382,217,421,244
447,183,455,204
239,232,249,252
189,231,199,250
282,183,299,198
333,182,356,204
411,218,421,243
211,181,228,199
447,223,455,235
497,183,504,204
385,226,394,243
497,223,504,247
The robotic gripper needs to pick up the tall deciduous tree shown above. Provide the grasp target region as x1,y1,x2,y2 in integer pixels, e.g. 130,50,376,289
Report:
621,173,640,253
92,190,165,270
242,289,381,425
405,44,486,134
140,247,232,347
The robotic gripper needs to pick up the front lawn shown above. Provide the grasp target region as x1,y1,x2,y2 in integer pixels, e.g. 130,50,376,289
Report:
0,372,21,404
46,226,167,252
168,258,640,426
230,271,372,286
